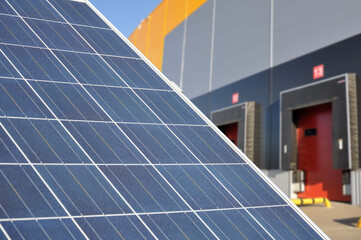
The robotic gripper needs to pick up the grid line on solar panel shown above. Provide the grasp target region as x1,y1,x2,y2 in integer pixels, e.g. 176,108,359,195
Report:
0,116,207,128
0,12,111,30
1,206,314,239
0,204,291,222
0,224,11,239
0,76,173,93
0,42,142,61
0,162,248,166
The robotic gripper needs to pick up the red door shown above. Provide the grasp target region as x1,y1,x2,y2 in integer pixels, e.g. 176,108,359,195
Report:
219,122,238,145
296,103,350,202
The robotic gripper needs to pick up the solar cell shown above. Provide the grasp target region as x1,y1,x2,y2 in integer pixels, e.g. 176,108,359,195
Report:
0,0,328,239
104,57,168,89
1,45,75,82
74,26,138,57
26,19,93,52
54,51,123,86
48,0,109,28
0,15,43,47
6,0,64,22
85,86,160,123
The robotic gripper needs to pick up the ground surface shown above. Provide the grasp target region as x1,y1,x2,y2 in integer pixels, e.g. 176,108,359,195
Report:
299,201,361,239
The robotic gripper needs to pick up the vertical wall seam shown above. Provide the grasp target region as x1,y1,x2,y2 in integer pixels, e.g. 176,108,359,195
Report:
146,16,152,57
270,0,274,69
159,0,169,70
270,0,275,168
208,0,216,92
179,0,189,89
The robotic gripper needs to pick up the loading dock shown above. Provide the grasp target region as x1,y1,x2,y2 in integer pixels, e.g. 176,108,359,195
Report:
280,74,361,201
212,102,261,167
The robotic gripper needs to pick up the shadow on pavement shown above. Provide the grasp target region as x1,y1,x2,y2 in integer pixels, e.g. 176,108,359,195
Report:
334,217,360,227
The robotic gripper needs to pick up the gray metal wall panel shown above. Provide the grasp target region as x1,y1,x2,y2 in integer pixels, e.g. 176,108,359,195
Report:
262,170,292,198
162,22,184,87
351,170,361,206
182,0,213,99
211,0,271,91
274,0,361,66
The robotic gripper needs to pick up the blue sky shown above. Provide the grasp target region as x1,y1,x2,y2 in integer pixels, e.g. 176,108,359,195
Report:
90,0,162,37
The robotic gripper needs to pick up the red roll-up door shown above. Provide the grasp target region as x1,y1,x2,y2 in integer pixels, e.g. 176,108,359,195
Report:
219,122,238,146
296,103,350,202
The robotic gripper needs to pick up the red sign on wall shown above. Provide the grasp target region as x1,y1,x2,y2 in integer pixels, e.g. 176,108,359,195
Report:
313,64,324,79
232,93,239,104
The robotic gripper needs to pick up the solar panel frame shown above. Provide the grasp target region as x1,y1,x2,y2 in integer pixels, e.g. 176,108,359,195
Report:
0,0,329,239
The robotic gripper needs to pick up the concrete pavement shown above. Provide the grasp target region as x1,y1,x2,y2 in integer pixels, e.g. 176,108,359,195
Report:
298,201,361,239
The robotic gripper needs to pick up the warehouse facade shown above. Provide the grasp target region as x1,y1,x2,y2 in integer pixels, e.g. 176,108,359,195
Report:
129,0,361,205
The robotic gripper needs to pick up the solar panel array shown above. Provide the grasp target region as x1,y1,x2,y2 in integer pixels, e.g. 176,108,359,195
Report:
0,0,328,239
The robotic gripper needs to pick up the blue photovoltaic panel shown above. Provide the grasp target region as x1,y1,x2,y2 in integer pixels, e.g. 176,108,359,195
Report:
0,0,328,239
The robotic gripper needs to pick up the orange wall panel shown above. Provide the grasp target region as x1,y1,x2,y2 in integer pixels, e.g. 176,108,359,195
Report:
187,0,208,18
127,33,135,43
147,2,166,69
165,0,207,35
128,0,208,70
165,0,187,35
133,18,149,55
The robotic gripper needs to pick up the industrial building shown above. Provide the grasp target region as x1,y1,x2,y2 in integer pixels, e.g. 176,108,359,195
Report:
129,0,361,205
0,0,331,238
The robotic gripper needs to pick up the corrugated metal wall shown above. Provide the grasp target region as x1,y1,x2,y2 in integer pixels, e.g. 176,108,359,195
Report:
273,0,361,66
180,0,213,97
263,169,361,205
262,170,292,198
351,170,361,206
161,0,361,99
128,0,361,174
162,24,184,87
211,0,271,92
